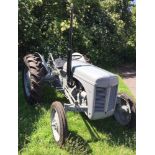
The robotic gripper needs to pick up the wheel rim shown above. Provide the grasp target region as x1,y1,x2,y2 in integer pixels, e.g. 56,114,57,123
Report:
114,97,131,125
24,67,31,97
51,109,60,142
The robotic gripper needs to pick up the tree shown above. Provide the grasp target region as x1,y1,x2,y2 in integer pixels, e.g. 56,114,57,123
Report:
18,0,136,67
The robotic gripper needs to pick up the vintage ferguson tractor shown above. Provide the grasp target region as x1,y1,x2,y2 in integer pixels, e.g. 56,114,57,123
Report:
22,3,136,146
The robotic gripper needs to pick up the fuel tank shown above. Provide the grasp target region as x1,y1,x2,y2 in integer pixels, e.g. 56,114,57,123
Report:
66,60,118,87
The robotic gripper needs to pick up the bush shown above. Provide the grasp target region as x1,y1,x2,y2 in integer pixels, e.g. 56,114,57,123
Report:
18,0,136,67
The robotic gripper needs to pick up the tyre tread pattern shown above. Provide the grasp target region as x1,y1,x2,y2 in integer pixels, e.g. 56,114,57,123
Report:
23,53,47,104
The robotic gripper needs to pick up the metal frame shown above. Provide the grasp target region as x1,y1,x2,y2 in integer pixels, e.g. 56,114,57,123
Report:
64,86,88,112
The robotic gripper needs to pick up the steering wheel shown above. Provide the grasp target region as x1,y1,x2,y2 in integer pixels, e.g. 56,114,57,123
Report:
72,54,83,60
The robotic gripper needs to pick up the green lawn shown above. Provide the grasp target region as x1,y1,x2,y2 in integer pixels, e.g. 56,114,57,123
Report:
18,74,136,155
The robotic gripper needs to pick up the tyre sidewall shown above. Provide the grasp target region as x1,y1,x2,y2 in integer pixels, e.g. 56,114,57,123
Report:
51,101,68,146
22,64,35,104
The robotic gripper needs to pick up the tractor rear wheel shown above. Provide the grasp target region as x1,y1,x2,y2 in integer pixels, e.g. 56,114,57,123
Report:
50,101,68,146
22,53,47,104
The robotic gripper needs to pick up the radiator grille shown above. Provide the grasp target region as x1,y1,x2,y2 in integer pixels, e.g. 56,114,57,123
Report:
108,85,118,111
95,87,106,112
95,85,118,112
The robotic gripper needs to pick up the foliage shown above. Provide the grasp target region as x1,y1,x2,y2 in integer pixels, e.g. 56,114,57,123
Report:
18,0,136,66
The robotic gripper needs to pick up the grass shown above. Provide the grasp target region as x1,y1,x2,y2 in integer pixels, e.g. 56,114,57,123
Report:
18,73,136,155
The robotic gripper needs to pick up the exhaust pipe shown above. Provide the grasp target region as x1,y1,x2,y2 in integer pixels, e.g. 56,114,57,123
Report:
67,3,74,86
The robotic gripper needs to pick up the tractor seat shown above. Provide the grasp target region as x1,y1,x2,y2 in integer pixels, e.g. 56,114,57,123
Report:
54,58,66,69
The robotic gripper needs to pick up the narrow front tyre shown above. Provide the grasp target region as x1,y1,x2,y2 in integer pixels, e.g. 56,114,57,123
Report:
50,101,68,146
114,93,136,128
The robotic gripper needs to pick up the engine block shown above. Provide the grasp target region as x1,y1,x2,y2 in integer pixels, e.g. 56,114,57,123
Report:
63,60,118,120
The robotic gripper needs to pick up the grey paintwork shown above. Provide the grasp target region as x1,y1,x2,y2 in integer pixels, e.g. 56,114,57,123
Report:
63,59,118,120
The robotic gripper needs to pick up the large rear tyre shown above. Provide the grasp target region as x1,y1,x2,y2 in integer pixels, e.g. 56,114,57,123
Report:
50,101,68,146
114,93,136,128
22,53,47,104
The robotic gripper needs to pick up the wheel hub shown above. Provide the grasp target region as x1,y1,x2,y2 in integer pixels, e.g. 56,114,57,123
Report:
51,110,60,142
114,97,131,125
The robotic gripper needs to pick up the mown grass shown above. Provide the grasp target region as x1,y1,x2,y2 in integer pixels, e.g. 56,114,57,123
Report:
18,73,136,155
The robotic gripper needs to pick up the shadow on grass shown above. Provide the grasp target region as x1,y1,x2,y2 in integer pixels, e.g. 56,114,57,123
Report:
65,131,92,155
18,100,45,150
18,80,66,151
80,113,136,150
19,80,91,155
19,75,91,155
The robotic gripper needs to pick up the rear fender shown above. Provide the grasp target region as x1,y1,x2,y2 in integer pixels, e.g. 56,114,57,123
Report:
34,52,49,72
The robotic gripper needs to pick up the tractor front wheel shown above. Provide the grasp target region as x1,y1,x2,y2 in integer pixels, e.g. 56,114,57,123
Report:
50,101,68,146
114,93,136,128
